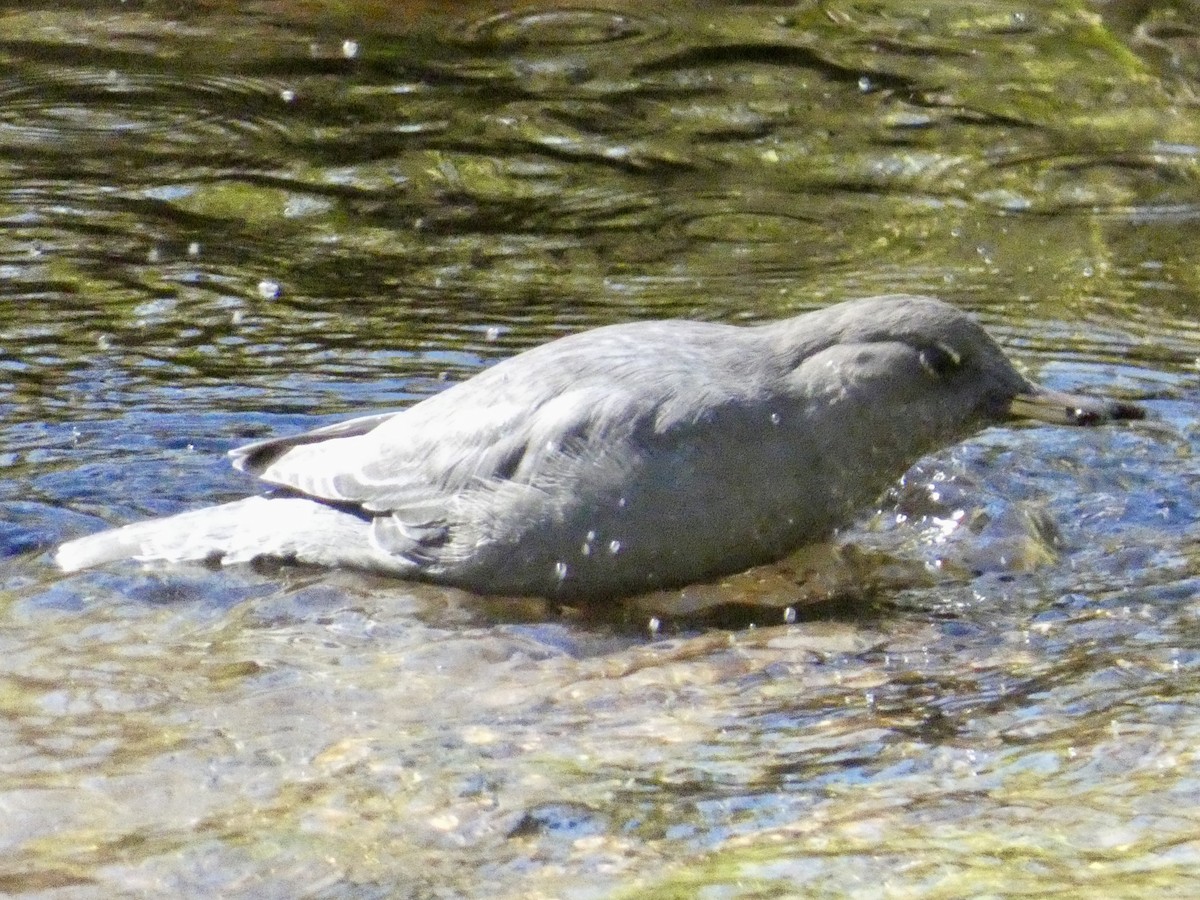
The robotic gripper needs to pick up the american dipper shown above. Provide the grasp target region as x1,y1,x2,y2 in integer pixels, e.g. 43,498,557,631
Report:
56,295,1144,599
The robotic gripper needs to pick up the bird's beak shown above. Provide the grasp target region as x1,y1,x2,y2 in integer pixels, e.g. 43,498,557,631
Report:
1008,386,1146,426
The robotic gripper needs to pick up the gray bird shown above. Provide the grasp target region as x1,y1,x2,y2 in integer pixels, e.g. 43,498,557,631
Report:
56,295,1143,599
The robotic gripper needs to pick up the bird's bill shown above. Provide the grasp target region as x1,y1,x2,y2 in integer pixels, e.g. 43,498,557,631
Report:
1008,387,1146,426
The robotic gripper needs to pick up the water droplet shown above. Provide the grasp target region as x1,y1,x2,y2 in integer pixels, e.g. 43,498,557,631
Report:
647,617,661,635
554,561,568,580
783,606,796,624
342,39,360,58
769,412,781,425
257,279,282,300
608,540,621,555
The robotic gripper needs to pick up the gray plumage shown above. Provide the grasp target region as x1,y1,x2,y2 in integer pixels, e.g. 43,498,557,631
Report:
55,295,1143,599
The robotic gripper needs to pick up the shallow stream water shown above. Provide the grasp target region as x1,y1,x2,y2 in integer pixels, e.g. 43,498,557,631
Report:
2,1,1199,896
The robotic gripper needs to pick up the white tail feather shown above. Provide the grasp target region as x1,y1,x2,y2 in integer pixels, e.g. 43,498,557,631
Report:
55,496,408,574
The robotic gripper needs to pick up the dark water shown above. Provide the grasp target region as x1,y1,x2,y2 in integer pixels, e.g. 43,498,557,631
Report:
2,1,1199,896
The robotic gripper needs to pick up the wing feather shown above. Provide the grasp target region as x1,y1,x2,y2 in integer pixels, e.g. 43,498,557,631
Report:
220,322,766,566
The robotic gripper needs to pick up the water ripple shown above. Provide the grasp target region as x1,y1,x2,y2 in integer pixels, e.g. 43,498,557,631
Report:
460,7,667,48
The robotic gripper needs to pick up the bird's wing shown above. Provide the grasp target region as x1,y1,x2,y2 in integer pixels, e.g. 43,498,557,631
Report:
229,398,527,502
230,411,400,474
225,383,652,563
223,318,758,565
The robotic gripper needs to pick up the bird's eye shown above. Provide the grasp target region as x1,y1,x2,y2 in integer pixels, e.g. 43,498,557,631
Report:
918,342,962,379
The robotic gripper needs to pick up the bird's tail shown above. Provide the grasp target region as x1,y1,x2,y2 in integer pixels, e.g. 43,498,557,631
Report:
55,496,404,574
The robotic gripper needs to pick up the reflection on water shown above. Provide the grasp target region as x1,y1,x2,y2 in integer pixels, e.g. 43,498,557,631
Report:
1,1,1198,896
